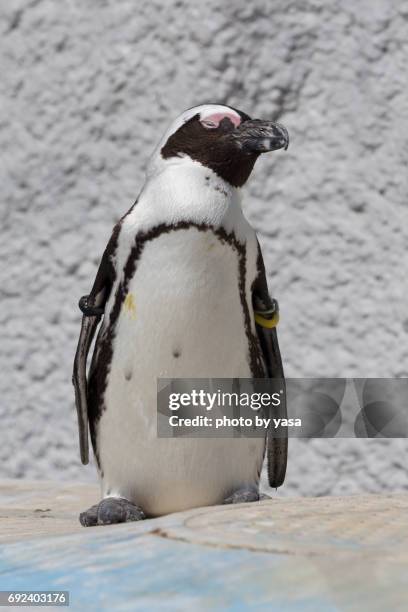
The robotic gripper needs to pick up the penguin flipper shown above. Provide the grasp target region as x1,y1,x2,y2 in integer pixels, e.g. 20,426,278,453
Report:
256,322,288,488
72,288,106,465
253,243,287,489
72,222,121,465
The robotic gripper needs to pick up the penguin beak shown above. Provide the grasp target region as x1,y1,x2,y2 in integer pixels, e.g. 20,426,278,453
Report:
234,119,289,153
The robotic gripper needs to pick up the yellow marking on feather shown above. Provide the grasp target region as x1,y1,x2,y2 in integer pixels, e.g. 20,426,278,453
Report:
124,293,136,319
254,311,280,329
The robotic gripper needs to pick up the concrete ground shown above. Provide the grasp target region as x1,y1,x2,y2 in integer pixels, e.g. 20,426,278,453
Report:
0,480,407,611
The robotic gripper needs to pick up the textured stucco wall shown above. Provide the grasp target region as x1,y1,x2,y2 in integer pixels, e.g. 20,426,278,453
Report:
1,0,407,495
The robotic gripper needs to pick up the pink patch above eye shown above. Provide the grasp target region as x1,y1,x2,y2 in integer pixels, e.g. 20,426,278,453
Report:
200,112,241,128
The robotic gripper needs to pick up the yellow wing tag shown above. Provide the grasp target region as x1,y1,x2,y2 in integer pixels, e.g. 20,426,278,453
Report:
254,299,280,328
254,311,280,329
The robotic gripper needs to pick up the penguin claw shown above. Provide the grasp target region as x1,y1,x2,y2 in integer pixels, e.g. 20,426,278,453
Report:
97,497,146,525
222,487,260,505
79,503,99,527
79,497,146,527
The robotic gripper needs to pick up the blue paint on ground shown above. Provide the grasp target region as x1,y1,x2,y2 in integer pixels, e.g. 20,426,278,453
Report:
0,529,335,611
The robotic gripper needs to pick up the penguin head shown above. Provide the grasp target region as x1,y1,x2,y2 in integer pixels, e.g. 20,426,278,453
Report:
151,104,289,188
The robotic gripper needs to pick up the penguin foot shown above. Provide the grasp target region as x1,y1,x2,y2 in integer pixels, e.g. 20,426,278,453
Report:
222,487,260,505
79,497,146,527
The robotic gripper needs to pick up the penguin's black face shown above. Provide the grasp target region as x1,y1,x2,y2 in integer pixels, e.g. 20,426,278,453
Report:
161,106,289,188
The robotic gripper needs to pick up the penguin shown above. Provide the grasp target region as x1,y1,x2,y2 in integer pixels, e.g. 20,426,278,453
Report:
73,104,289,526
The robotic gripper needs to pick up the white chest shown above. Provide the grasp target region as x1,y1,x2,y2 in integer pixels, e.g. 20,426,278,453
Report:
110,225,255,379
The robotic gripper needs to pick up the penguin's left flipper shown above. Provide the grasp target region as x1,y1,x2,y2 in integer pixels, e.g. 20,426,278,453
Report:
79,497,146,527
253,243,288,489
256,322,287,488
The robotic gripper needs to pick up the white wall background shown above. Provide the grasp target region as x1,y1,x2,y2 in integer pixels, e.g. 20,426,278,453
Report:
1,0,407,495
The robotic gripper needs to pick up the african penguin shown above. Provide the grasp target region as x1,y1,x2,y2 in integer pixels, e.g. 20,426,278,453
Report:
73,104,289,526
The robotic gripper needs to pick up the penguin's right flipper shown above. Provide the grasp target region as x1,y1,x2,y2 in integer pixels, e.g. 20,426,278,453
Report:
72,288,106,465
72,223,120,465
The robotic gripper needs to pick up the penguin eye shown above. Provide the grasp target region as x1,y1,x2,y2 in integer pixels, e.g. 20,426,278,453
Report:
200,119,218,129
199,112,241,131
